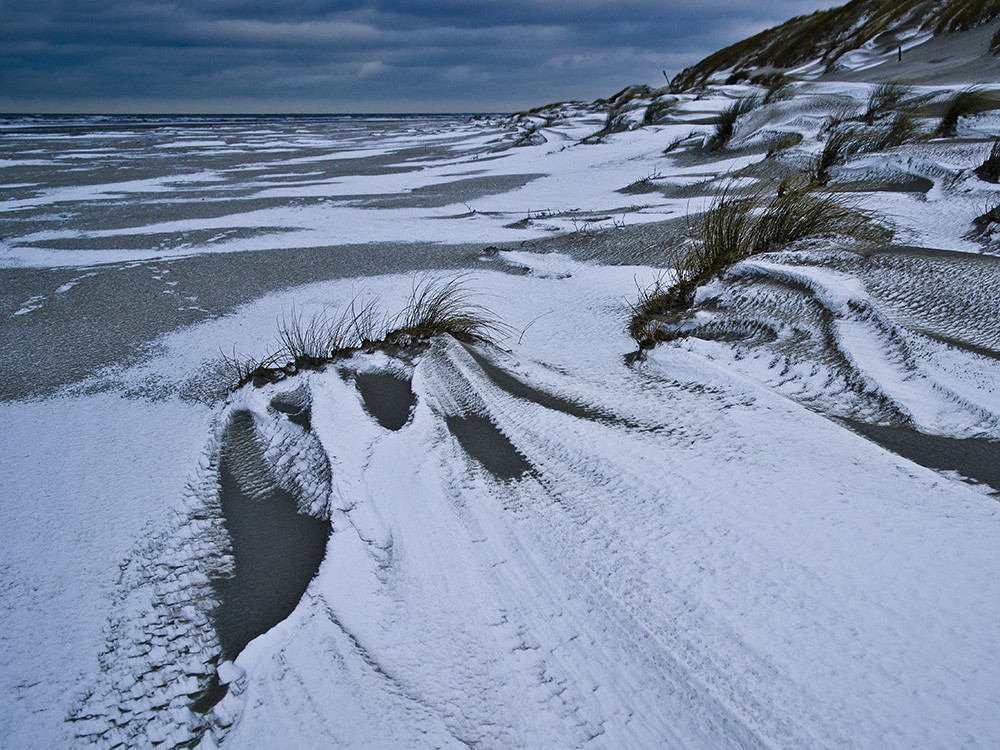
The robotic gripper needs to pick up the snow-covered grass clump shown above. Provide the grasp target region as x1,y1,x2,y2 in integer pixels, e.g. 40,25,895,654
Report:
629,181,887,344
223,277,506,389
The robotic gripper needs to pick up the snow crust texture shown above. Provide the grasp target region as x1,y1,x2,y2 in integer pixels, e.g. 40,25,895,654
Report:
680,247,1000,438
69,389,335,747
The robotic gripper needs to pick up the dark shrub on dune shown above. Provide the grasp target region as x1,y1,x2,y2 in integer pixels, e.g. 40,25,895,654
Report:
224,277,506,390
969,202,1000,239
863,81,913,124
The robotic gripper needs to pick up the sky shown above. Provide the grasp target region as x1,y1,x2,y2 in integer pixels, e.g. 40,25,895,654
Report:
0,0,844,114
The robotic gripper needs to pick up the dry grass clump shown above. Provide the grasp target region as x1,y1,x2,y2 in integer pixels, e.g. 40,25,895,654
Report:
968,201,1000,239
276,300,382,368
813,126,864,184
643,98,676,125
223,277,505,389
386,277,505,344
812,109,923,183
863,80,913,124
749,71,784,86
820,104,860,137
710,96,761,150
974,138,1000,182
220,350,284,390
872,109,922,148
923,0,1000,33
629,182,885,345
600,84,655,111
627,273,698,343
934,88,991,137
754,183,883,249
750,71,793,103
766,131,804,157
582,84,659,141
663,131,700,154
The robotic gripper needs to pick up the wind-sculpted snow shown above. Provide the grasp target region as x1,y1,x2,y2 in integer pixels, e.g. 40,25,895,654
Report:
67,424,229,747
68,318,1000,747
663,246,1000,440
68,385,334,747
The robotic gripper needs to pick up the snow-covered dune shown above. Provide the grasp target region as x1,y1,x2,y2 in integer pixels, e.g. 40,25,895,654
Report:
62,321,999,747
3,25,1000,747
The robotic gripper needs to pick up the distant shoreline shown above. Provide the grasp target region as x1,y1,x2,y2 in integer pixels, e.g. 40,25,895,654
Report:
0,112,505,121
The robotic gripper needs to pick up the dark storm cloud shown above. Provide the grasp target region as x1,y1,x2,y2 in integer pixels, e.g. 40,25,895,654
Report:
0,0,842,113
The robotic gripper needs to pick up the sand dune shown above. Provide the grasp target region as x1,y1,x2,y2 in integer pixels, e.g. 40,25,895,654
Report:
3,20,1000,748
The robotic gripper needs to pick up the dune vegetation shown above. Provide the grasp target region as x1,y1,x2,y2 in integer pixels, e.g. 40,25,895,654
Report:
935,88,993,136
863,80,913,124
629,182,885,345
223,277,505,390
813,110,923,182
975,138,1000,181
709,95,761,150
671,0,1000,91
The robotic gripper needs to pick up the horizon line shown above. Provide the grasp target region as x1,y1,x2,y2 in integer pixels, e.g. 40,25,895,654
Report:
0,111,513,118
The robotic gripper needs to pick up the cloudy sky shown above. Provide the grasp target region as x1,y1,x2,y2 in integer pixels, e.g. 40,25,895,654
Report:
1,0,842,114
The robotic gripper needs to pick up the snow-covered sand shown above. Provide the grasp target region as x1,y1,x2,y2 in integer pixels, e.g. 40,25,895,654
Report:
2,57,1000,747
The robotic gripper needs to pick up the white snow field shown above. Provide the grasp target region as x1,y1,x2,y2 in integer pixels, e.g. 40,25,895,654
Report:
2,46,1000,749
